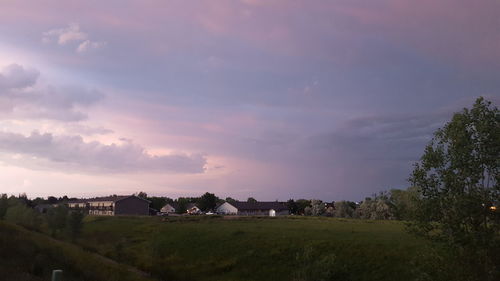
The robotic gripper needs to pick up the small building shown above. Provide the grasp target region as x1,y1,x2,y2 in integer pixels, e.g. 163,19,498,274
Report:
160,203,178,214
67,195,150,216
186,203,201,215
216,201,289,216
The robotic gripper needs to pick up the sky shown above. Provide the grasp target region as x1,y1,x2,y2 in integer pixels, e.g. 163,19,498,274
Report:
0,0,499,201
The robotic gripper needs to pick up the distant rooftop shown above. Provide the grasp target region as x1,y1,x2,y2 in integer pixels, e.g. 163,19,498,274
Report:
68,195,149,203
230,201,288,211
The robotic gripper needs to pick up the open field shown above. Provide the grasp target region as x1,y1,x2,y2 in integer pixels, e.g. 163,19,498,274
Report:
0,221,156,281
79,216,428,281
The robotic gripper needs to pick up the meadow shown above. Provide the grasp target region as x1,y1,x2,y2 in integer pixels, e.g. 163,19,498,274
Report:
78,215,429,281
0,220,155,281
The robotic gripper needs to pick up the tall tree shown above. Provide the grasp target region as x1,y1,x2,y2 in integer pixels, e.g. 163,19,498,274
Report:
198,192,218,211
67,211,84,241
46,205,69,236
409,97,499,281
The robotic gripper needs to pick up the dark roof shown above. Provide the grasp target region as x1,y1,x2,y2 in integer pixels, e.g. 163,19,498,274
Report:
186,203,199,209
68,195,150,204
229,201,288,211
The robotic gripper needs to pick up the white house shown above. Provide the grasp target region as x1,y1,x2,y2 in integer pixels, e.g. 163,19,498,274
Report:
186,203,201,214
216,201,289,216
160,203,177,214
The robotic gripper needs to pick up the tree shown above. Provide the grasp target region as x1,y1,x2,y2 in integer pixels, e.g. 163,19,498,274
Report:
333,201,355,218
0,194,8,219
247,197,257,203
355,194,394,220
148,197,167,211
198,192,218,211
409,97,499,281
136,191,148,199
287,199,298,214
309,199,325,216
46,205,69,236
389,187,419,220
4,201,40,230
175,198,189,214
225,197,236,204
295,199,311,215
67,211,84,241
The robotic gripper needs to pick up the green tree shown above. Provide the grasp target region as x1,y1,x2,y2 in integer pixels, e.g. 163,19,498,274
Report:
247,197,257,203
46,205,69,236
148,196,167,211
389,187,419,220
0,194,8,219
176,198,189,214
409,97,499,281
287,199,298,214
67,211,84,241
4,201,41,230
295,199,311,215
333,201,355,218
198,192,218,212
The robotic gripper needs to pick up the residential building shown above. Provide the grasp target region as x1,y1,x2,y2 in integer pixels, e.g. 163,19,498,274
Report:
216,201,289,216
160,203,178,214
67,195,150,216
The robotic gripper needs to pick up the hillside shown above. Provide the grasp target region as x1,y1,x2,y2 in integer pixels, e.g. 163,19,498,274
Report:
79,216,428,281
0,221,156,281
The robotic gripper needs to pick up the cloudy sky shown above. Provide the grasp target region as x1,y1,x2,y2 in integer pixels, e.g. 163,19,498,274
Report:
0,0,499,200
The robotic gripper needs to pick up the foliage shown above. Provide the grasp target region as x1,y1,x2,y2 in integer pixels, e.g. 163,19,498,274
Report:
409,97,500,281
0,221,156,281
304,199,324,216
4,201,41,230
293,246,351,281
287,199,298,214
246,197,257,203
295,199,311,215
355,194,394,220
175,198,190,214
136,191,148,199
67,211,85,241
198,192,218,211
332,201,356,218
147,196,168,211
389,187,420,220
0,193,8,219
46,205,69,236
80,216,425,281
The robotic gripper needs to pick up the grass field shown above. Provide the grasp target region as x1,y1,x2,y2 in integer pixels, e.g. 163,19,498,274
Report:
0,221,155,281
79,216,428,281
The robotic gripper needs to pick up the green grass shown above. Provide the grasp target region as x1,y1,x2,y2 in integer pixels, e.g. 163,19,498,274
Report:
79,216,428,281
0,220,156,281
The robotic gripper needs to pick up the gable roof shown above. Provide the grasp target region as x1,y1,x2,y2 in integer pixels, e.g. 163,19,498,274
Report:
186,203,199,209
229,201,288,211
161,202,178,209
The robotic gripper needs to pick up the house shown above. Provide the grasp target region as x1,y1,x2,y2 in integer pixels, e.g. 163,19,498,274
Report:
186,203,201,214
216,201,289,216
160,203,178,214
67,195,150,216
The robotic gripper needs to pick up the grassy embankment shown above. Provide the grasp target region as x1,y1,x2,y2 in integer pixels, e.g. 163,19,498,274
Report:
80,216,428,281
0,220,156,281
